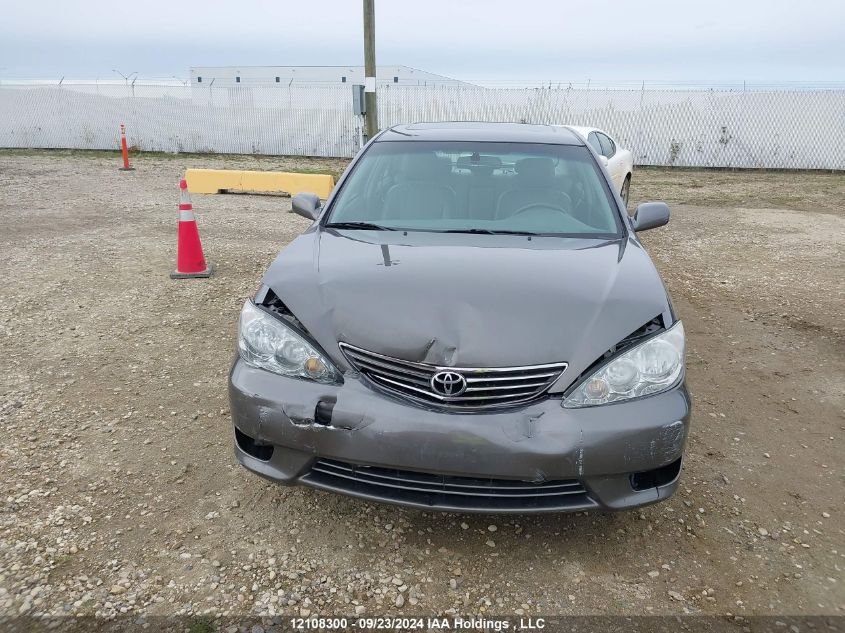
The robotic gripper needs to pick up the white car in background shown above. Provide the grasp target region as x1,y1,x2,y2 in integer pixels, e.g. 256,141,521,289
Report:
564,126,634,206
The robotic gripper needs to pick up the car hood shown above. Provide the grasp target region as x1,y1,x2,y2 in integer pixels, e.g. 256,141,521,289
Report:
262,229,672,388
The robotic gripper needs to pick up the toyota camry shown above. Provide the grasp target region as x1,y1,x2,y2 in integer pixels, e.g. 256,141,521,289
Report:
228,122,691,513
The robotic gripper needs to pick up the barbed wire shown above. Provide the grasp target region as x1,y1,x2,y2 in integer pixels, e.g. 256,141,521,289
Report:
2,78,844,91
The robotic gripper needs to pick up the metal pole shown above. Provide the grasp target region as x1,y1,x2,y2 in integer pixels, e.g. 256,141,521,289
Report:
363,0,378,139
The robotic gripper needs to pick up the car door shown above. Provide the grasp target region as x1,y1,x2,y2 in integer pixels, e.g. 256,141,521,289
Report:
596,132,622,191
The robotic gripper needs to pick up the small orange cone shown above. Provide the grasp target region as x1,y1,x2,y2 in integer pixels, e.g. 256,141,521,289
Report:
118,123,135,171
170,179,214,279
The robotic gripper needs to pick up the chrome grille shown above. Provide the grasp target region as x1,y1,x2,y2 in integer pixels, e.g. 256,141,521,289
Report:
339,342,566,410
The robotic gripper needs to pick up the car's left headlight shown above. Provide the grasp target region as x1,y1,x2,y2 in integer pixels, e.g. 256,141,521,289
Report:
238,300,340,383
563,321,685,408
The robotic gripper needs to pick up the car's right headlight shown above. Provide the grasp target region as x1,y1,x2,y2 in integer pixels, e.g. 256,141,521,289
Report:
238,300,340,384
563,321,685,408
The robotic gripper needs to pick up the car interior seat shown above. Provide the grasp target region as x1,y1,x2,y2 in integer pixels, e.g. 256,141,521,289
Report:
383,153,456,221
456,155,503,221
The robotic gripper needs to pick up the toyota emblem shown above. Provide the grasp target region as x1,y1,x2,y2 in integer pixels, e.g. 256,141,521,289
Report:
430,371,467,397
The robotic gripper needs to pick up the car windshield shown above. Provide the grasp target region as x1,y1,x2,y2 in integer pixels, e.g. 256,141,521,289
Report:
325,141,622,236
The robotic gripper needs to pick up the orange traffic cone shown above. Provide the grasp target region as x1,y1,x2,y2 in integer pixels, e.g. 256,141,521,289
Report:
170,179,214,279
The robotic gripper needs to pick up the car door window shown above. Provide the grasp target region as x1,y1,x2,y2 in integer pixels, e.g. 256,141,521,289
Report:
587,132,603,156
597,133,616,159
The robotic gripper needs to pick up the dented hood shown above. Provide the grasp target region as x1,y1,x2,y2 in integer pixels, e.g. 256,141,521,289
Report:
262,229,671,385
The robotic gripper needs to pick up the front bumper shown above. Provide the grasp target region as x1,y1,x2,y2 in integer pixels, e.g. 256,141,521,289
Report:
228,359,692,513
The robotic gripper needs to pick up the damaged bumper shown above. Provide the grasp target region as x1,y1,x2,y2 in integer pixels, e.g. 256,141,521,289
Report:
228,359,691,513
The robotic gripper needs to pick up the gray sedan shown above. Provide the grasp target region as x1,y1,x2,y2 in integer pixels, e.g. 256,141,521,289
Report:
228,122,690,513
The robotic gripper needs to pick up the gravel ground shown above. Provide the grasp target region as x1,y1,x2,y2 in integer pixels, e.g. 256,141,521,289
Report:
0,151,843,629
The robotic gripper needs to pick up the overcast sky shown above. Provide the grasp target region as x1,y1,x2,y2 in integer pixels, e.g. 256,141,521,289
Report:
2,0,843,83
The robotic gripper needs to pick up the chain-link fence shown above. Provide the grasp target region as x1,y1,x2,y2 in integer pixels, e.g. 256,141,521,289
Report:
1,82,843,169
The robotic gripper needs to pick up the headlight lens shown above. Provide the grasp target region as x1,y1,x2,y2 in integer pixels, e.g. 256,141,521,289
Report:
563,321,685,408
238,300,340,383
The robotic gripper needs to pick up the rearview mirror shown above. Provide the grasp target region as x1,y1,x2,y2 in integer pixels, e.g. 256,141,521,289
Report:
291,192,321,221
632,202,670,232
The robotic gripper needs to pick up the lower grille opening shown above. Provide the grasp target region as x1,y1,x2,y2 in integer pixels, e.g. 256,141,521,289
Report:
234,428,274,461
301,459,592,511
314,399,335,426
630,457,682,491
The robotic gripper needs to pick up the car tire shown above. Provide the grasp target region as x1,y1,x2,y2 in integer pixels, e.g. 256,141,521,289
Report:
621,174,631,209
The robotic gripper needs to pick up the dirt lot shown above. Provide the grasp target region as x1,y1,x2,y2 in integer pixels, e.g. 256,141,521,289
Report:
0,151,843,627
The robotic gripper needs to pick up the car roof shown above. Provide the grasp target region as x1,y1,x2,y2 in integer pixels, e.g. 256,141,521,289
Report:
561,125,601,137
377,122,584,145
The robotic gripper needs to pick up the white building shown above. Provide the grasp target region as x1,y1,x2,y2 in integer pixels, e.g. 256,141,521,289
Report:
189,65,472,87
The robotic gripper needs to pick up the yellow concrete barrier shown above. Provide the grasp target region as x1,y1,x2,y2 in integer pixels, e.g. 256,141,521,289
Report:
185,169,335,199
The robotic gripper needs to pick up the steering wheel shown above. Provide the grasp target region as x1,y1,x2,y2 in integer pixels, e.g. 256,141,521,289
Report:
511,199,572,217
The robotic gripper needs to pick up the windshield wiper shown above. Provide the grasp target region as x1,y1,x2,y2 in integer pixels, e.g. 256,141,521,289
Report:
441,228,537,236
324,221,396,231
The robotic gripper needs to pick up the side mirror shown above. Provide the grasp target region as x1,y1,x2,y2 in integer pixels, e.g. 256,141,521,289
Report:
291,192,321,221
632,202,670,232
599,155,609,167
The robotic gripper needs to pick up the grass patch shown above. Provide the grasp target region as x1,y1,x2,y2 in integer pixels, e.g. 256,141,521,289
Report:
187,616,215,633
0,147,343,161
